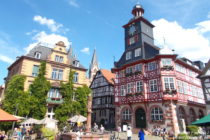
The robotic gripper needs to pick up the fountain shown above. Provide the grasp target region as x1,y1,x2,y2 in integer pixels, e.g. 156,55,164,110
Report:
58,94,110,140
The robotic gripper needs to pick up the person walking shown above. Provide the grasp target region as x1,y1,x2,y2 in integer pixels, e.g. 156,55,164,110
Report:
138,128,145,140
127,127,132,140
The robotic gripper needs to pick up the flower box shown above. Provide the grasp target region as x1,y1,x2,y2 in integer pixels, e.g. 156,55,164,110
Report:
161,65,174,71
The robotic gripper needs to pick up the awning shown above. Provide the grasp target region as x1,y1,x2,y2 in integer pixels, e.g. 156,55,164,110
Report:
0,109,19,122
68,115,87,123
191,114,210,126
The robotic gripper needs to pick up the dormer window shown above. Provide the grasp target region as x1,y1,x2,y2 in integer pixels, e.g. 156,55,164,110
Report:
55,55,63,63
73,60,80,67
126,51,132,60
34,52,41,59
135,48,141,57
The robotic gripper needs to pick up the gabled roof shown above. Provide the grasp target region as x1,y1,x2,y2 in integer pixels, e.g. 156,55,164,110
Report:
100,69,116,85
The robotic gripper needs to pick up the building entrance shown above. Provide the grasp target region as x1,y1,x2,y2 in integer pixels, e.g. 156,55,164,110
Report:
135,108,146,128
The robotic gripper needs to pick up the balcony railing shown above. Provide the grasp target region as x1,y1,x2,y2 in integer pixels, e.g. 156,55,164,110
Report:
161,65,174,71
46,98,63,104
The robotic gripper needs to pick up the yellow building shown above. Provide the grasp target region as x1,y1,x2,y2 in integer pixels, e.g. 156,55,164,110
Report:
6,41,89,118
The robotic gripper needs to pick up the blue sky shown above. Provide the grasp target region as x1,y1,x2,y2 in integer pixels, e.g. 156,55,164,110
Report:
0,0,210,84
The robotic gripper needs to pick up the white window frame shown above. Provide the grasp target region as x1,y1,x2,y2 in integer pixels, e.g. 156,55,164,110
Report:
34,52,41,59
135,48,141,57
162,58,172,66
120,85,126,96
164,77,175,90
126,51,132,60
151,107,163,121
127,83,133,93
55,55,64,63
136,81,143,93
135,64,142,72
148,62,156,71
122,109,131,120
149,79,158,92
73,72,79,83
51,68,63,80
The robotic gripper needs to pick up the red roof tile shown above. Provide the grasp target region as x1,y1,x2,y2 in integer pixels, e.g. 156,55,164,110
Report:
100,69,116,85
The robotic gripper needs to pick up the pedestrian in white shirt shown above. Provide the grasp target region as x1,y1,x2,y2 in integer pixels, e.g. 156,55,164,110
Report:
127,127,132,140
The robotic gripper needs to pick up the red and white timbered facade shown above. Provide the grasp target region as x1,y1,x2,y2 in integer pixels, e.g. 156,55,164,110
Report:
112,55,206,135
112,4,206,135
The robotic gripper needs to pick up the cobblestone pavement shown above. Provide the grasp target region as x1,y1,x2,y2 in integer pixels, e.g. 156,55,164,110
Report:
115,132,163,140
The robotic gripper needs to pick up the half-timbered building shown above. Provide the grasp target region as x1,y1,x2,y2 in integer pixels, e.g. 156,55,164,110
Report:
112,4,206,135
90,69,115,128
198,59,210,114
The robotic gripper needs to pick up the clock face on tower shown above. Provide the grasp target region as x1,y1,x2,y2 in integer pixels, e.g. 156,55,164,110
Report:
129,25,136,36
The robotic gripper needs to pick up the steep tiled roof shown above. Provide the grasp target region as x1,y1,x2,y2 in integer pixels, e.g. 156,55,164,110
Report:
26,43,86,70
101,69,116,85
26,44,52,60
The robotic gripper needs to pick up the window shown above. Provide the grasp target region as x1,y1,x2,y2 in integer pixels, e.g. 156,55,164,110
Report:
135,64,142,72
48,88,61,98
122,109,131,120
127,83,133,93
135,48,141,57
126,52,132,60
164,77,175,90
136,81,143,93
129,37,135,45
51,68,63,80
34,52,41,59
151,107,163,121
32,65,39,77
120,85,126,96
148,62,156,71
149,79,158,92
162,58,172,66
126,67,133,74
73,60,80,67
55,55,63,63
175,64,186,74
73,73,79,83
177,80,184,94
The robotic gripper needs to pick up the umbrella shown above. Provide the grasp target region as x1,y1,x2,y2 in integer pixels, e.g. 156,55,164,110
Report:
37,117,58,124
191,114,210,126
20,118,40,125
13,115,26,120
68,115,87,123
0,109,18,122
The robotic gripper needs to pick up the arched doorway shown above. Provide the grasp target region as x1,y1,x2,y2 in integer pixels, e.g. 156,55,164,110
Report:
135,108,146,128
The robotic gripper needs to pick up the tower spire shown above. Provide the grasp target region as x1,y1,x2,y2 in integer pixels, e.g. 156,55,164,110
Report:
89,49,99,81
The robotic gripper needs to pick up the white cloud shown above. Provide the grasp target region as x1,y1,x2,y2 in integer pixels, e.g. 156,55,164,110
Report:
152,18,210,62
33,15,68,33
68,0,79,8
80,47,90,55
0,54,13,64
25,31,71,53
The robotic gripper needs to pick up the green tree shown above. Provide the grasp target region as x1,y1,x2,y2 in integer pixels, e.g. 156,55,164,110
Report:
2,75,31,117
55,71,91,123
29,61,51,119
74,85,91,116
55,70,74,123
1,75,31,132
